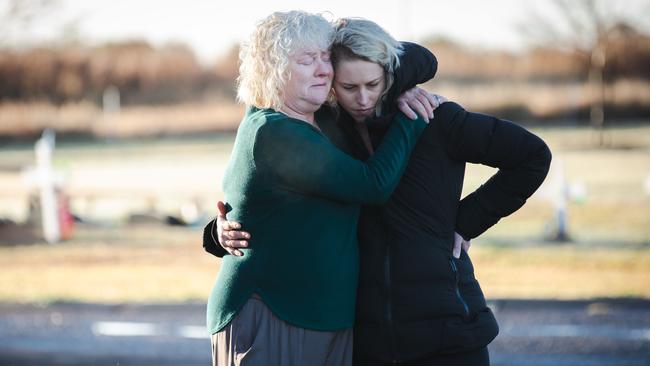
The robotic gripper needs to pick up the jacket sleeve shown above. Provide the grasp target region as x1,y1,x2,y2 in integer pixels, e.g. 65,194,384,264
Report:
434,102,552,240
202,218,228,257
383,42,438,114
255,112,427,205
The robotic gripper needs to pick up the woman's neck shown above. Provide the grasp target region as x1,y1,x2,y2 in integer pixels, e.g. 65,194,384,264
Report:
353,121,374,156
278,104,317,127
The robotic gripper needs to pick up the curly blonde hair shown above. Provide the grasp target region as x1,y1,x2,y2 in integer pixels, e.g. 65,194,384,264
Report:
237,11,334,110
331,18,403,113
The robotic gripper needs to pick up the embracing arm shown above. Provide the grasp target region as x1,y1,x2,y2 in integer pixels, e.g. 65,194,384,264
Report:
435,102,552,240
256,112,427,204
384,42,438,113
204,112,427,258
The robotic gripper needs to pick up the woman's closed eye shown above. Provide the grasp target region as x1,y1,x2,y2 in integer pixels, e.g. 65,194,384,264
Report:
298,57,315,65
321,52,331,63
341,82,377,91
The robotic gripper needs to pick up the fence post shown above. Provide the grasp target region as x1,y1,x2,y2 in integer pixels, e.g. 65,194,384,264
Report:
550,159,570,242
35,129,60,244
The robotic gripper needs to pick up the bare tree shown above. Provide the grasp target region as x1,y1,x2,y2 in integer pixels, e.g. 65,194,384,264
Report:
0,0,79,49
518,0,650,144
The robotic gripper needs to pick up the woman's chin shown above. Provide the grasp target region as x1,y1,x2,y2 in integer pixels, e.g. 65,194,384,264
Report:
351,112,371,122
307,93,330,106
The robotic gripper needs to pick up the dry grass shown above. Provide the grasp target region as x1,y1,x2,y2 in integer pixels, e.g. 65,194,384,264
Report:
0,225,220,303
472,245,650,299
1,225,649,304
1,80,649,139
0,99,245,138
426,79,650,118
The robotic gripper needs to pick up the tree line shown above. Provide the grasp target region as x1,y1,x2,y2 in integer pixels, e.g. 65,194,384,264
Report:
0,31,649,106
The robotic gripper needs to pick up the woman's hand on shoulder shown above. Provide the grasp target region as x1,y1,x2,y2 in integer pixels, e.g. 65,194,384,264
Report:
396,87,448,122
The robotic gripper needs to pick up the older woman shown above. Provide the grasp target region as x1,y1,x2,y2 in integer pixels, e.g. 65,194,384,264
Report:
211,17,552,366
206,11,427,366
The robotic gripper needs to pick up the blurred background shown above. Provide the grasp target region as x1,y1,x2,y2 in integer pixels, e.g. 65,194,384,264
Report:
0,0,649,365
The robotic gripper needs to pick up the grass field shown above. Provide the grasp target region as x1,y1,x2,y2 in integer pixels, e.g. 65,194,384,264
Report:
0,225,649,304
0,125,648,303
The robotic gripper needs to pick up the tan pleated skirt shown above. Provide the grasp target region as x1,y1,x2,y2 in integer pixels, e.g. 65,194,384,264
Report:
211,295,353,366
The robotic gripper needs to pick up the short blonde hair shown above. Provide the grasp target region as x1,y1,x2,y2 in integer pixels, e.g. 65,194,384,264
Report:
237,11,334,110
331,18,403,109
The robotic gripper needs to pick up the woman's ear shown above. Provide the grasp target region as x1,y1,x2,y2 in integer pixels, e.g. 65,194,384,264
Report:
326,88,337,105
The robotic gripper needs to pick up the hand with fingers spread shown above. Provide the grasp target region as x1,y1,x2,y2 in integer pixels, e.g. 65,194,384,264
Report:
396,87,448,121
214,201,251,257
452,231,471,259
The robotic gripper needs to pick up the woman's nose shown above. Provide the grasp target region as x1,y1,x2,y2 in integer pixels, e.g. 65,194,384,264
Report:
315,58,333,78
357,90,369,105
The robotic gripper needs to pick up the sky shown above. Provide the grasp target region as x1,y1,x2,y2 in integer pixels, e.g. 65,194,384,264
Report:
6,0,650,65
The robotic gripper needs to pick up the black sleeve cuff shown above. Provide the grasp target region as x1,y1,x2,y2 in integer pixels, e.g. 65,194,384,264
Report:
202,218,228,258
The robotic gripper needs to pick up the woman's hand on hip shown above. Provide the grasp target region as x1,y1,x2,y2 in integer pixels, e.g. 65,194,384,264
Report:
453,231,471,259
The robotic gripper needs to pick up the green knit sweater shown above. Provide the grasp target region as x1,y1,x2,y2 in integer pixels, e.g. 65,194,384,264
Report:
206,107,426,333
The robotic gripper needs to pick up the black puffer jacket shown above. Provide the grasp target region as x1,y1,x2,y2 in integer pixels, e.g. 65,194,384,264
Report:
326,41,552,362
340,102,552,362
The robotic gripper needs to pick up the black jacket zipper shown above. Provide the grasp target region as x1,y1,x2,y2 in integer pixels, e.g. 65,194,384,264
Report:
449,257,470,318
